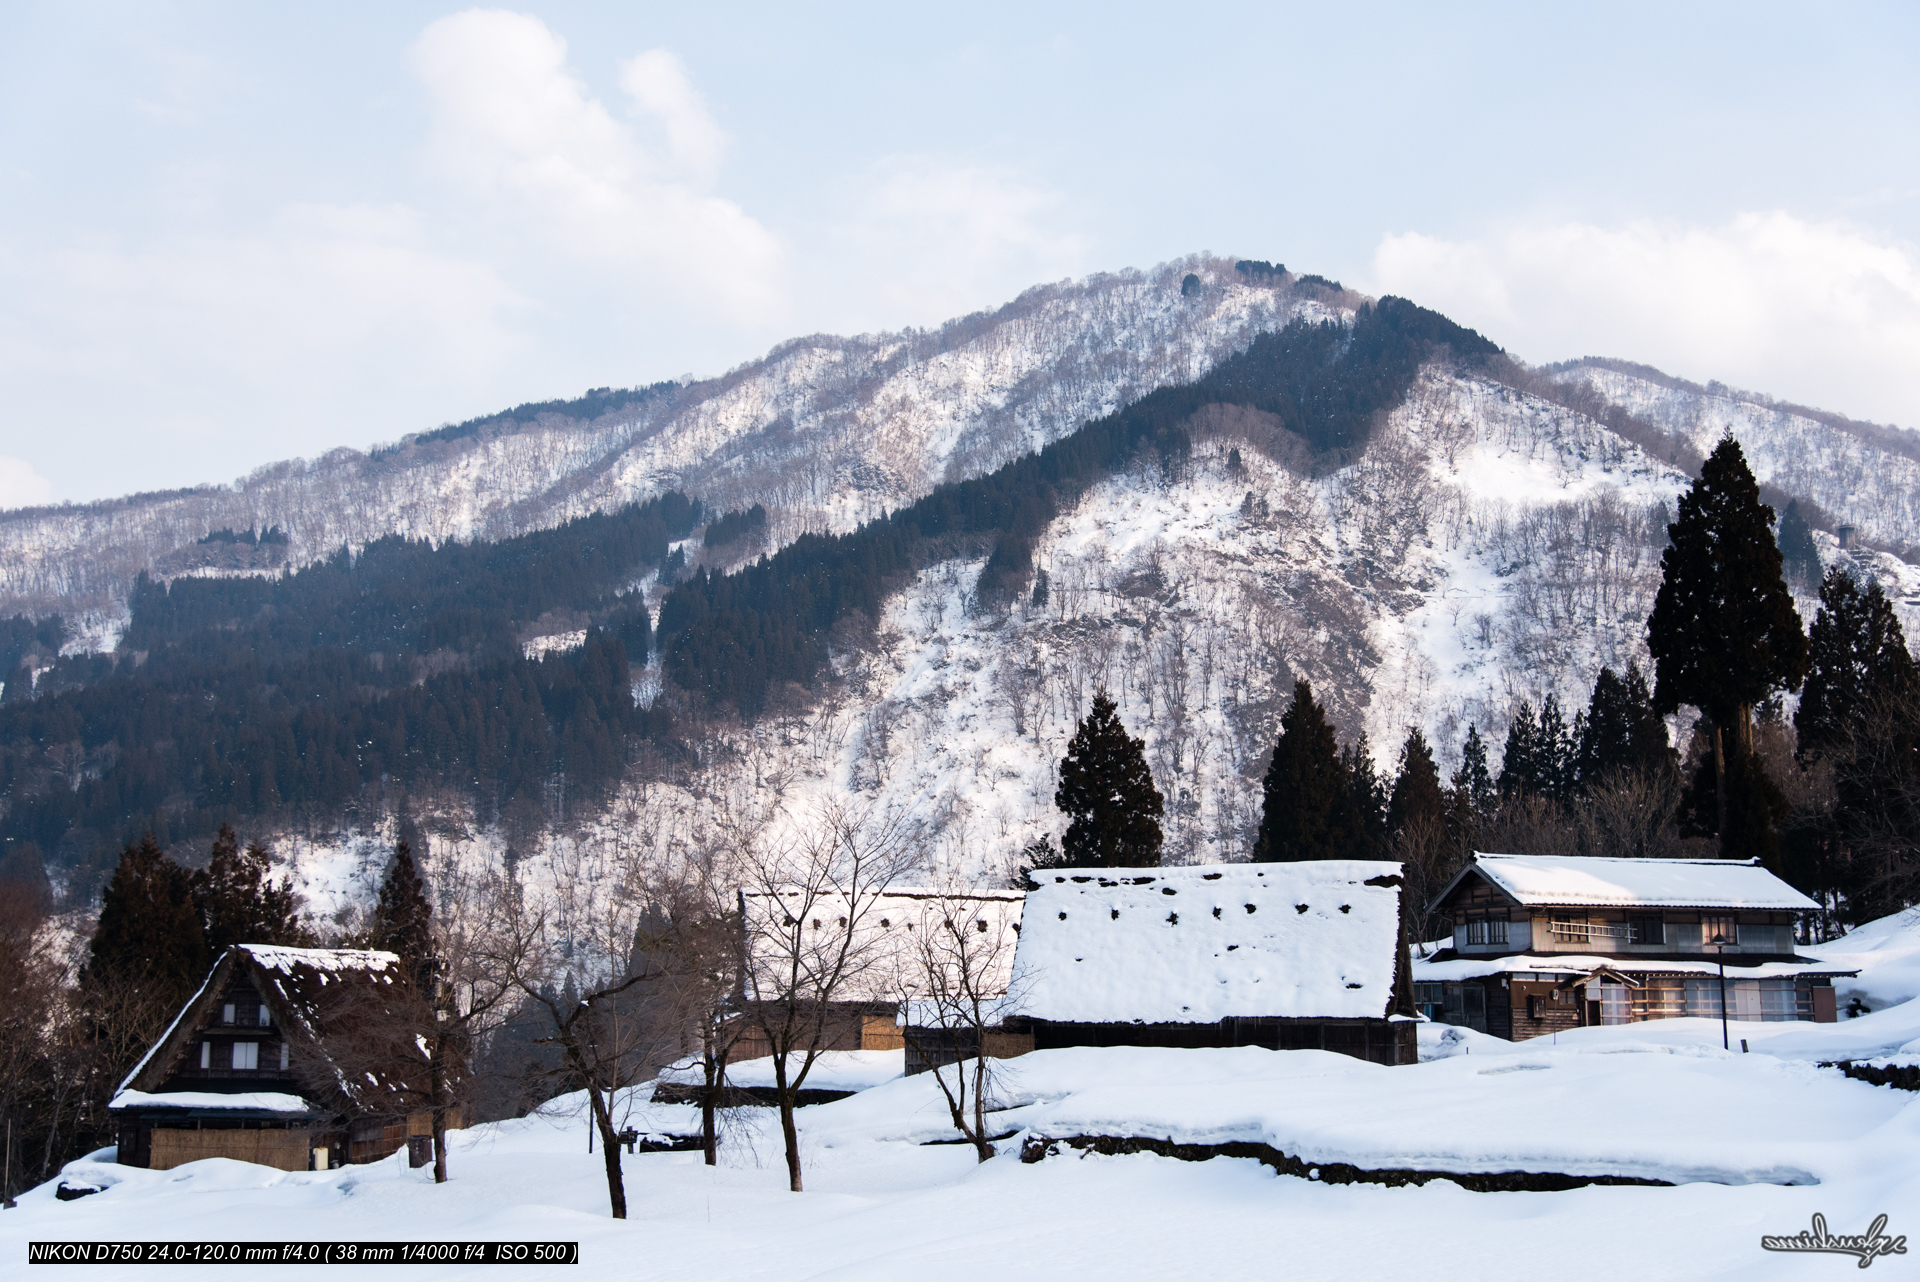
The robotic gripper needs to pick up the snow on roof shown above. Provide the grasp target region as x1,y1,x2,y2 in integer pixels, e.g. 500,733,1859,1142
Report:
116,960,226,1094
109,1090,316,1114
1011,861,1405,1025
740,886,1025,1004
122,944,421,1111
1412,952,1856,983
238,944,400,975
1460,854,1820,910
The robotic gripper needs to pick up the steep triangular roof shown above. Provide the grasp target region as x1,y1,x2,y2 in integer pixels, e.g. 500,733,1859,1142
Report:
117,944,423,1116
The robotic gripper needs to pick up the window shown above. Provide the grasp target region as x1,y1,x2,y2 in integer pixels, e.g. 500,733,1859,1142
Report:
222,1003,235,1024
1464,916,1510,946
256,1005,271,1027
1701,915,1739,947
231,1042,259,1071
200,1042,210,1069
1628,916,1666,945
280,1043,289,1071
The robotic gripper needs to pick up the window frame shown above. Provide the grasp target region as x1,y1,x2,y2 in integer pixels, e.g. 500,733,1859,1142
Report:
1700,915,1739,948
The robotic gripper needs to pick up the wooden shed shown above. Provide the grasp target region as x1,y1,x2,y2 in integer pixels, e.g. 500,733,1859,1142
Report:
110,944,454,1171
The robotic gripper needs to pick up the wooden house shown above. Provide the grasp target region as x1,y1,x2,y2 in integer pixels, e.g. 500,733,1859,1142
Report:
736,887,1025,1061
1417,853,1854,1041
997,862,1416,1066
110,945,453,1172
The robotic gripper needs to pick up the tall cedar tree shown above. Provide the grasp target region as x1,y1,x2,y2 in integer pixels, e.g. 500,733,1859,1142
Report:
195,824,305,954
1387,729,1446,836
84,835,209,1006
1254,680,1366,861
1647,435,1809,858
1797,569,1918,759
372,840,435,991
1573,663,1674,787
1055,692,1165,866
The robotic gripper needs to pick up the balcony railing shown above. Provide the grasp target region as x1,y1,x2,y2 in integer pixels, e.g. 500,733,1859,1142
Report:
1547,920,1628,942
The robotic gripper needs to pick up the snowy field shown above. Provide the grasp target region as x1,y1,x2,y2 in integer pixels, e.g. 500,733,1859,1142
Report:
10,911,1920,1280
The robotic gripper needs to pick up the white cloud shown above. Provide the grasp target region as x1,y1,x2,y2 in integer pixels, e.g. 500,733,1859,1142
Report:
1369,213,1920,428
0,456,54,511
409,10,782,321
836,155,1088,324
618,49,726,185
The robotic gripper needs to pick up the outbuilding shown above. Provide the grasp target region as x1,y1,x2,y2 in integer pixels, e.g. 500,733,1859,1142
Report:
1002,861,1416,1066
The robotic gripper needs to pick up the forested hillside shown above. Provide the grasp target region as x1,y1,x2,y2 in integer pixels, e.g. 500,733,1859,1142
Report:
0,494,697,885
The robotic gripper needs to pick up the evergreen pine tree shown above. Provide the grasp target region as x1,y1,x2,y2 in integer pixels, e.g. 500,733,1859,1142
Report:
1054,691,1165,867
1499,701,1542,799
372,840,435,990
1387,728,1446,837
1452,725,1495,819
195,825,305,954
1647,435,1809,859
1574,663,1675,787
1253,680,1364,861
84,835,210,1006
1536,694,1574,803
1797,569,1919,759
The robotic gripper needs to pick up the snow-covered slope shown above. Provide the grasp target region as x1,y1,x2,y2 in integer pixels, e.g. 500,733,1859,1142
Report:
1552,359,1920,555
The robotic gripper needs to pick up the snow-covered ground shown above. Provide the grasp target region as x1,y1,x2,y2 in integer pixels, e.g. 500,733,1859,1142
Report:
13,917,1920,1280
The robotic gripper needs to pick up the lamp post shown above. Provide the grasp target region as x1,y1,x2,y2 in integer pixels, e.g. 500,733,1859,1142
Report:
1709,933,1730,1051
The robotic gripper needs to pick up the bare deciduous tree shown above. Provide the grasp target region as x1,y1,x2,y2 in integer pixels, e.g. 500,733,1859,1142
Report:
895,883,1024,1163
480,854,689,1219
739,800,917,1192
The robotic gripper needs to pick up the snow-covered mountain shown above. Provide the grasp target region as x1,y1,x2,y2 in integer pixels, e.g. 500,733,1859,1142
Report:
0,255,1324,630
8,254,1920,896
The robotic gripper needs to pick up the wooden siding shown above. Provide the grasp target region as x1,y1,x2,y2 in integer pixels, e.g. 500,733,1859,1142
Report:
149,1126,311,1172
1508,979,1581,1040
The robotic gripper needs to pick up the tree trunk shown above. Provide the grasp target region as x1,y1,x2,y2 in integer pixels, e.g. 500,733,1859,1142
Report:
1711,720,1727,838
700,1040,727,1167
768,1048,804,1192
585,1082,627,1218
970,1054,992,1164
778,1096,802,1192
430,1043,449,1184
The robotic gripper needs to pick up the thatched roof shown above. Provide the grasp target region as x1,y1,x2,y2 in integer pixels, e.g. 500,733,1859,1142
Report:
115,944,426,1117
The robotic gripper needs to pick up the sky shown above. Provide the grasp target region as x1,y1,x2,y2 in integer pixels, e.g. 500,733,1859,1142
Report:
1,2,1917,506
